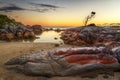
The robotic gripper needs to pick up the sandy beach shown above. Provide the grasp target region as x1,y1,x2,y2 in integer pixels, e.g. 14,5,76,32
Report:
0,42,120,80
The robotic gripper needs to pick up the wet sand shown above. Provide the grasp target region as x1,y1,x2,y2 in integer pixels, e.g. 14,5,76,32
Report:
0,42,120,80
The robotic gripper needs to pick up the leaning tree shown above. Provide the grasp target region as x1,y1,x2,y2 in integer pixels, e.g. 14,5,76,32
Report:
84,11,96,26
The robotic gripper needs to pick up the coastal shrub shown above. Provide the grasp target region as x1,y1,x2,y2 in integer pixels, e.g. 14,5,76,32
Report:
0,15,15,29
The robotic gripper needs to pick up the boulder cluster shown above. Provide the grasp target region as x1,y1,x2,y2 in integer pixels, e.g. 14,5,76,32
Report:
0,15,42,41
61,26,120,46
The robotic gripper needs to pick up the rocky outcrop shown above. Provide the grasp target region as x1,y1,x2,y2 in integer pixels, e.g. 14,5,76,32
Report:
5,46,120,77
0,15,43,41
0,24,36,41
61,26,120,46
31,25,43,35
0,29,15,40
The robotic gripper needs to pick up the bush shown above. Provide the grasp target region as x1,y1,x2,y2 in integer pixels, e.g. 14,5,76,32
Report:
0,15,15,29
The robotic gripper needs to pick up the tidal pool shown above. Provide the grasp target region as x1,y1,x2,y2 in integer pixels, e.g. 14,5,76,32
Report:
34,31,63,43
22,31,64,44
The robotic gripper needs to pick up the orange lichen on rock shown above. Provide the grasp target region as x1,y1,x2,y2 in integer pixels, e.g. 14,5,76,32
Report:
65,54,117,65
99,56,117,64
66,55,97,64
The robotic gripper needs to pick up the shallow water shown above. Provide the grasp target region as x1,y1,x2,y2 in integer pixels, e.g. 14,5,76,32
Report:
34,31,63,43
22,31,64,44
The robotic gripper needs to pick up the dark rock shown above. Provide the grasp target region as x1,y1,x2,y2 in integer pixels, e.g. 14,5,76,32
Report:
103,74,109,79
31,25,43,35
54,44,60,47
54,37,58,40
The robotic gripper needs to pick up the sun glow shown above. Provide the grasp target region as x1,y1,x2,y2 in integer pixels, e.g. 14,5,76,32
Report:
2,0,120,27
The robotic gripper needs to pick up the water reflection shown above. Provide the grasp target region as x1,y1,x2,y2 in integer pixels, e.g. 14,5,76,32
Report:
33,31,64,44
1,31,64,44
117,30,120,32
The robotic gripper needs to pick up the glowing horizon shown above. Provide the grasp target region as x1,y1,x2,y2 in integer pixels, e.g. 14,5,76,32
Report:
0,0,120,27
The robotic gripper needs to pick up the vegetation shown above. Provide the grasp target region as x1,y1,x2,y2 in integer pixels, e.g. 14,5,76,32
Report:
84,11,96,26
87,23,96,26
0,15,16,29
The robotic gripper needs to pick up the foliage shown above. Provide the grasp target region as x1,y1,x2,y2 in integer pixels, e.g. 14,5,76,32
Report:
87,23,96,26
84,11,96,26
0,15,16,29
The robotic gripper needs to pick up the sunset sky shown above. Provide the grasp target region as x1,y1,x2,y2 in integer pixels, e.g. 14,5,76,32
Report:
0,0,120,27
